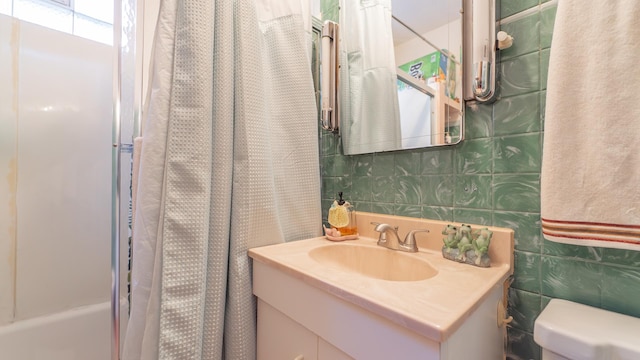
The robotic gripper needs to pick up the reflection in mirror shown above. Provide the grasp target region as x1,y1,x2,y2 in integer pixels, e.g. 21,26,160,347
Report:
335,0,464,155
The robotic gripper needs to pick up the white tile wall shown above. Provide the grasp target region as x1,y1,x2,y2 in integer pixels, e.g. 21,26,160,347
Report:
9,19,112,321
0,14,18,325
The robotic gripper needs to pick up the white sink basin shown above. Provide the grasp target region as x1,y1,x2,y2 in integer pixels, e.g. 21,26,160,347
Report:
249,214,514,345
308,243,438,281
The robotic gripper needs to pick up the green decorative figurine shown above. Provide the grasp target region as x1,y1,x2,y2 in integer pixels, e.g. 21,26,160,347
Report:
442,224,459,253
472,228,493,265
441,224,492,267
456,224,474,260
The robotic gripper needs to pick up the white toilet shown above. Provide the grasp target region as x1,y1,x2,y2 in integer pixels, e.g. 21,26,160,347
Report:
534,299,640,360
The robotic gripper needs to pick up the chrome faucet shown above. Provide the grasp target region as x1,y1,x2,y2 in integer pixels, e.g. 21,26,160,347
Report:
371,222,429,253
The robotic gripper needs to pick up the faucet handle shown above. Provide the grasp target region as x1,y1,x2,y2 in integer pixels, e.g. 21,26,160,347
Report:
371,222,386,244
370,222,399,232
371,222,399,246
403,229,430,251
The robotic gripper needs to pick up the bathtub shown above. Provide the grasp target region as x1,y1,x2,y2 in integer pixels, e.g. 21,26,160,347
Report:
0,301,118,360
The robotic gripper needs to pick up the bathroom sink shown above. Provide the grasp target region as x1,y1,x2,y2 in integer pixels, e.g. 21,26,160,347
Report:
308,243,438,281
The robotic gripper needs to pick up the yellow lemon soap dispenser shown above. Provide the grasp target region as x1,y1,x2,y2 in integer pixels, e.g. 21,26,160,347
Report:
327,192,358,236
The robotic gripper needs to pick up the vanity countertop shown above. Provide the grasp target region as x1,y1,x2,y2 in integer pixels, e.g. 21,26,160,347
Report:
248,213,514,343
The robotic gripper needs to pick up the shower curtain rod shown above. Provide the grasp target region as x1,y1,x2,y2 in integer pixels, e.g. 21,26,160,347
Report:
113,0,144,357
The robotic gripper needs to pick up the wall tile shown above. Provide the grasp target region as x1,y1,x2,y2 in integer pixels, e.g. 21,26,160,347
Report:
494,211,542,253
507,327,541,360
501,0,539,19
494,133,542,173
320,133,332,156
371,176,395,202
454,175,493,209
540,5,557,49
464,103,493,139
332,176,352,200
352,200,372,213
601,266,640,318
370,202,395,215
493,92,541,136
333,154,352,176
542,240,603,262
371,152,395,176
499,52,540,98
320,155,333,177
508,288,542,333
321,132,338,156
394,204,422,219
321,176,335,200
421,175,454,206
540,91,546,129
513,251,541,293
353,154,373,176
421,206,454,222
453,209,492,226
351,176,372,202
321,199,333,223
602,248,640,267
494,174,540,212
395,152,421,175
395,175,421,205
540,49,550,90
421,148,454,175
541,256,602,307
500,13,540,61
454,138,493,174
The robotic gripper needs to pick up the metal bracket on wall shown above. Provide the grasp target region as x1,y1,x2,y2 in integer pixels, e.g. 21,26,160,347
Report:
463,0,513,103
320,20,340,133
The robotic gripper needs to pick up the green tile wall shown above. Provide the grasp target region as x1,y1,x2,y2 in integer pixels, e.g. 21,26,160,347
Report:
318,1,640,359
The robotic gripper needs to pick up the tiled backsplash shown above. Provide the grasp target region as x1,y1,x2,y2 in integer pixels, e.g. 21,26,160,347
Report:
318,1,640,359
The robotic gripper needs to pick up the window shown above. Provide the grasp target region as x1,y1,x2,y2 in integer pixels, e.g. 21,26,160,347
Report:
1,0,113,45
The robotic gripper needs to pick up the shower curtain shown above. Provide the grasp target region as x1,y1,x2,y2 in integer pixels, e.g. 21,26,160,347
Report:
340,0,402,154
122,0,321,359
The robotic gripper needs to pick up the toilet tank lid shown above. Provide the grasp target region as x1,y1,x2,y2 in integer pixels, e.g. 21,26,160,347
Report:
534,299,640,360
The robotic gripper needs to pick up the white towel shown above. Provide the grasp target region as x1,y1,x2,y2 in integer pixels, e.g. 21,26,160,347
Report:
541,0,640,249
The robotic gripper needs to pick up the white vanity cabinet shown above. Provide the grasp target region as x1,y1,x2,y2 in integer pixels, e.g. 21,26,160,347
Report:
253,260,505,360
250,212,514,360
257,299,352,360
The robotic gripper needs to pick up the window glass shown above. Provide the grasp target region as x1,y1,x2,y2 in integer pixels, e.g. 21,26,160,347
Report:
14,0,72,34
74,13,112,45
49,0,70,6
0,0,12,16
75,0,113,24
5,0,113,45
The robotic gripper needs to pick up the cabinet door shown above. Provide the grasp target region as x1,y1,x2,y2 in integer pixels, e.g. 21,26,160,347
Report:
318,338,353,360
257,300,318,360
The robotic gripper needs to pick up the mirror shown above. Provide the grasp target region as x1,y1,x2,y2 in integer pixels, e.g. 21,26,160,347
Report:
313,0,465,155
392,1,464,150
